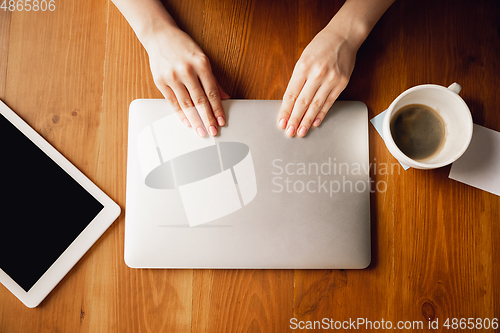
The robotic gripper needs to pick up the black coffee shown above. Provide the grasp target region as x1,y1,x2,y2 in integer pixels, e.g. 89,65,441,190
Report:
390,104,445,161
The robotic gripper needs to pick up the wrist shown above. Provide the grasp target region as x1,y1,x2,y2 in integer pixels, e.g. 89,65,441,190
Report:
325,0,394,50
139,21,179,53
114,0,178,50
324,8,370,51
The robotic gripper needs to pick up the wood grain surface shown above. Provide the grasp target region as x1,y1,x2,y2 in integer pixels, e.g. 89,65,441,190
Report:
1,0,499,332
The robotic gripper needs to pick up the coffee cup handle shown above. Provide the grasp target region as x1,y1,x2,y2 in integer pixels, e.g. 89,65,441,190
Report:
448,82,462,94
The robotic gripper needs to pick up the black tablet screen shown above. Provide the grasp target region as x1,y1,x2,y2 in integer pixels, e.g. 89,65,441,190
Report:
0,113,104,292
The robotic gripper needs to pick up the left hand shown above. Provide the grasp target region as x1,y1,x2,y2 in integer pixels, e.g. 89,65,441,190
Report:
278,25,358,137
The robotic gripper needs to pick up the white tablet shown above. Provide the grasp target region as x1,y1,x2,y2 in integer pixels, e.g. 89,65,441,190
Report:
0,100,121,308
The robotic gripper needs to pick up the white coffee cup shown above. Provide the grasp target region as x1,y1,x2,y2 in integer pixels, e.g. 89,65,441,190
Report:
382,83,473,169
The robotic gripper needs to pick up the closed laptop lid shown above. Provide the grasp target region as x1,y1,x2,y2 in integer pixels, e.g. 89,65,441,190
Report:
125,99,370,269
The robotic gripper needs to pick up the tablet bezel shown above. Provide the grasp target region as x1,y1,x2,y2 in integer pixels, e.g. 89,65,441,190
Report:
0,100,121,308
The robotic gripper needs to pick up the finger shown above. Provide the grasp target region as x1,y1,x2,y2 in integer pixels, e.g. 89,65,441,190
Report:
198,73,227,129
183,76,219,137
170,83,207,137
157,83,191,127
218,82,231,100
296,84,332,137
278,70,306,129
215,81,230,126
216,83,230,126
313,74,351,127
193,56,227,127
285,80,321,137
312,85,344,128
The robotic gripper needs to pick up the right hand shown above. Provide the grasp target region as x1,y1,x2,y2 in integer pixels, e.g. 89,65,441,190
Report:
144,26,230,137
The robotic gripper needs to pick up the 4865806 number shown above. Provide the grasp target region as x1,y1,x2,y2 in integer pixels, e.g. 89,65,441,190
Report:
1,0,55,11
443,318,498,330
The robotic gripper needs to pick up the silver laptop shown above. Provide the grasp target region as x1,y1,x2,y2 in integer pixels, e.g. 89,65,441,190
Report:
125,99,370,269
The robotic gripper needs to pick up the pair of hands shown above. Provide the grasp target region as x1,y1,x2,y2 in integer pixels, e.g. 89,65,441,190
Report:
146,24,357,138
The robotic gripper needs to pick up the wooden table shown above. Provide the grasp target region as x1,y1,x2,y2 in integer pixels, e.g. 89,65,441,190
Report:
1,0,499,331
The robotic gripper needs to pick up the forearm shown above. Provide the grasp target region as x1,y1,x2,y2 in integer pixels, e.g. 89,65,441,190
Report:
110,0,177,47
325,0,395,49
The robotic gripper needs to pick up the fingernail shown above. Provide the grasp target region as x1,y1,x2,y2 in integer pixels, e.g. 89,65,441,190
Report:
298,126,308,137
279,118,287,129
217,116,225,126
182,118,191,127
208,125,217,136
196,126,207,137
286,126,295,137
313,118,321,127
